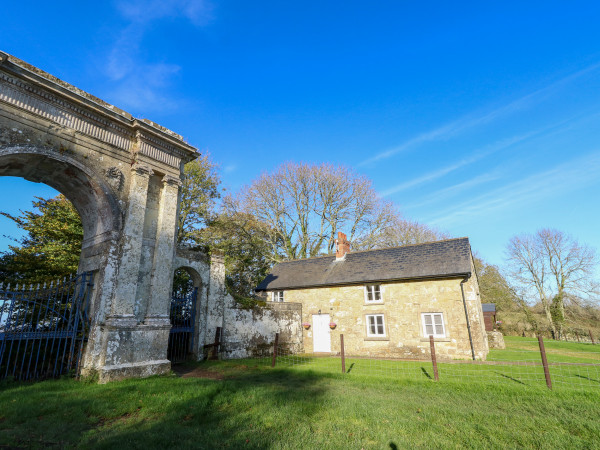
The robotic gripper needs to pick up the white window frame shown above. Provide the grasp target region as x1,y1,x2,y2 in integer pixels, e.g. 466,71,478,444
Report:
364,284,383,303
366,314,386,337
271,291,284,302
421,313,446,338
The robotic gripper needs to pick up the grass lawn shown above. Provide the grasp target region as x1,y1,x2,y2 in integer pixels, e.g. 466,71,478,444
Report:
1,337,599,449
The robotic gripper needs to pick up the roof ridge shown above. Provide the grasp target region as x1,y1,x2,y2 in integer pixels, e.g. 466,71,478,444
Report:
272,237,469,266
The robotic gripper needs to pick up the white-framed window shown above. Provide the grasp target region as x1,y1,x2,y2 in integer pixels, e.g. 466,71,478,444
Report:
421,313,446,338
271,291,284,302
366,314,386,337
364,284,382,303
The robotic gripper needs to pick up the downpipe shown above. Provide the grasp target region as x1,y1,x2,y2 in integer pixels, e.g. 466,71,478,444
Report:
460,275,476,361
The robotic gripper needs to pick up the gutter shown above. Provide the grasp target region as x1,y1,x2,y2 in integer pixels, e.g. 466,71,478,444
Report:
460,275,476,360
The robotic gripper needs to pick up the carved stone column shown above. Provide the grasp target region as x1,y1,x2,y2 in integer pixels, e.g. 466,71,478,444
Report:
107,163,153,323
97,163,165,382
145,174,182,323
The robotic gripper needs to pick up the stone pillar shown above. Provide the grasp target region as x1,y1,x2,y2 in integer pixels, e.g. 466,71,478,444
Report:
97,163,176,382
108,163,153,324
146,174,181,322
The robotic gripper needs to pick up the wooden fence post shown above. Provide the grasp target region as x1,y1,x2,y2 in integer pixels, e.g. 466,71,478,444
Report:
340,334,346,374
576,331,580,343
429,335,439,381
271,332,279,368
589,330,595,345
538,335,552,389
210,327,221,360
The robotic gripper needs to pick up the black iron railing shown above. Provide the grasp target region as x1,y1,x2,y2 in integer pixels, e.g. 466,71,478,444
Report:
168,287,197,363
0,272,94,381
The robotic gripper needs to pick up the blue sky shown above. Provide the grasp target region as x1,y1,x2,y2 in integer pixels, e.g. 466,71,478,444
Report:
1,0,600,268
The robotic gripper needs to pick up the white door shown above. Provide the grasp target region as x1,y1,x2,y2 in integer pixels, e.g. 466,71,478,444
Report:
312,314,331,353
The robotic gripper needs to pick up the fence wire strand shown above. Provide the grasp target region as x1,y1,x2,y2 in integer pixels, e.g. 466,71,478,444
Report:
238,336,600,391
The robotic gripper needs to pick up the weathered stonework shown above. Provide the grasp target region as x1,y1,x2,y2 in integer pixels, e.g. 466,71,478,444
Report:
0,51,197,382
222,302,303,359
173,249,302,360
487,331,506,349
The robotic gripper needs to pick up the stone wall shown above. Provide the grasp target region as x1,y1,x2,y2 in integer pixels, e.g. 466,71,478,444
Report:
487,331,506,349
174,249,303,361
280,272,488,361
222,302,303,359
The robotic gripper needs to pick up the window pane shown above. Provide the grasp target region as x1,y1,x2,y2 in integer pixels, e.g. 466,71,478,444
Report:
426,324,434,335
424,315,432,326
434,314,442,325
367,290,373,301
374,287,381,301
435,324,444,335
377,324,384,335
370,322,376,334
376,316,383,326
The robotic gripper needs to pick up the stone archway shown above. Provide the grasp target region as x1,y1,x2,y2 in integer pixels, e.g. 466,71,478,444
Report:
0,51,197,382
170,266,205,361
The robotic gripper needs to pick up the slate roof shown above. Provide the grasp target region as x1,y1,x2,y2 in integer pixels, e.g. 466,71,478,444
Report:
481,303,496,313
256,237,473,291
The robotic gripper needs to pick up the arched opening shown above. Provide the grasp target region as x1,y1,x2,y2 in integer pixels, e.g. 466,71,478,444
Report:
168,267,202,363
0,146,122,380
0,147,122,269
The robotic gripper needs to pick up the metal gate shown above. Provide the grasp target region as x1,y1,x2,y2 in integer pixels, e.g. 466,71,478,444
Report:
0,272,94,381
168,287,198,363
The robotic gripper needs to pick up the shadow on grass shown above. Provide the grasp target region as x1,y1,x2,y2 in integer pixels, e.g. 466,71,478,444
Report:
420,367,432,380
346,362,355,373
574,374,600,384
494,372,527,385
0,363,334,449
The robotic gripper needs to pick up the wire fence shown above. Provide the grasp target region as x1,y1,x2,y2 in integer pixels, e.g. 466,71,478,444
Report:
238,334,600,391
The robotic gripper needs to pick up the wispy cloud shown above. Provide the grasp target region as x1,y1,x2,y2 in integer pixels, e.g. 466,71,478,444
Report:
380,132,539,197
359,61,600,167
104,0,213,112
427,152,600,227
224,164,237,174
402,171,501,210
116,0,213,25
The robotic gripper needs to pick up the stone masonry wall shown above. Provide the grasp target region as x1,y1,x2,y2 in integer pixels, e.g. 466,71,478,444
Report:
282,274,489,361
221,302,303,359
174,249,303,361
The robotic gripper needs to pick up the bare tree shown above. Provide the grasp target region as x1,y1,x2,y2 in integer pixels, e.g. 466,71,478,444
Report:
226,162,443,262
506,228,598,339
356,217,448,250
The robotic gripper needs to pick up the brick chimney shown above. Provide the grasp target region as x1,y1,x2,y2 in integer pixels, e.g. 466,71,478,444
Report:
335,231,351,259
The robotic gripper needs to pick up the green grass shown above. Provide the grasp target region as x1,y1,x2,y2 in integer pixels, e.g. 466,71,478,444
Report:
489,336,600,364
1,340,600,449
265,336,600,390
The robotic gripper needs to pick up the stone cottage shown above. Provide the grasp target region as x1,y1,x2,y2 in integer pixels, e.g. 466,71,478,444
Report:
256,234,489,360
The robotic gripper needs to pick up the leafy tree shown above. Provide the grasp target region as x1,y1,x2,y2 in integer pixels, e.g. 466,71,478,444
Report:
198,211,273,301
177,154,221,246
0,195,83,284
473,256,518,311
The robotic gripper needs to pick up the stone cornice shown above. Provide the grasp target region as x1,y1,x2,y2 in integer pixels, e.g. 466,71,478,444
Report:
162,174,182,187
0,50,198,166
131,163,154,178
